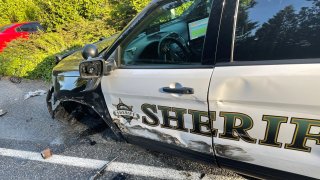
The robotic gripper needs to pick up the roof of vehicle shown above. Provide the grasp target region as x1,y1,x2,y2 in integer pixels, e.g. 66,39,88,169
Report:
150,0,168,5
0,22,40,28
0,22,40,33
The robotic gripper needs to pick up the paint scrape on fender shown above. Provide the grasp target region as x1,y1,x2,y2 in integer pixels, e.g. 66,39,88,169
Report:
215,144,254,162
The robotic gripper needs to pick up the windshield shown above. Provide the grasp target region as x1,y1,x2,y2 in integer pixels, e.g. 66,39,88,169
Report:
149,1,194,26
0,24,13,33
132,0,210,40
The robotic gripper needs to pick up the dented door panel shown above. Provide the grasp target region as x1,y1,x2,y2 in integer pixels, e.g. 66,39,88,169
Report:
101,69,214,154
209,64,320,179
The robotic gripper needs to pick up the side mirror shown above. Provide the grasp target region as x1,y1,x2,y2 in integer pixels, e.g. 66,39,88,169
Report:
82,44,99,60
80,47,118,79
79,58,104,79
79,58,116,79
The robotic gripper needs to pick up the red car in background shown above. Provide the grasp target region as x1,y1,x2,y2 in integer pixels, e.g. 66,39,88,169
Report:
0,22,43,52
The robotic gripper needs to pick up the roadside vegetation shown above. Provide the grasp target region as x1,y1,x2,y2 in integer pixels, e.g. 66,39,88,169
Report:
0,0,150,81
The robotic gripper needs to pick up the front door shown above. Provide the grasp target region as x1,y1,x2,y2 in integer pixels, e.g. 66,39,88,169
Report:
101,0,217,154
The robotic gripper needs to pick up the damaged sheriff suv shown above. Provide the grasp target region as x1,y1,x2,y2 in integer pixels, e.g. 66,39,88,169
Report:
47,0,320,179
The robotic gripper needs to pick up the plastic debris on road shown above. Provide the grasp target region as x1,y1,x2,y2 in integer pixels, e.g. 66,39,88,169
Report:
0,109,7,117
89,157,118,180
24,90,47,100
10,76,22,84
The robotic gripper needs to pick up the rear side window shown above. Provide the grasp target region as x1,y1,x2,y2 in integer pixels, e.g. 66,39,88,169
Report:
233,0,320,61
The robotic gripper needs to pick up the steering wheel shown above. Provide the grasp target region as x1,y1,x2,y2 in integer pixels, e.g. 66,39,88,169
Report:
158,32,191,63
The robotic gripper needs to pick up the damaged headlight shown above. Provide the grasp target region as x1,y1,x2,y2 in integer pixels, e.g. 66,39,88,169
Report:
79,58,104,79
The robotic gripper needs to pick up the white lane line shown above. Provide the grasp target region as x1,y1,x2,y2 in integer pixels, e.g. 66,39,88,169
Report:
0,147,106,169
109,162,202,179
0,148,203,180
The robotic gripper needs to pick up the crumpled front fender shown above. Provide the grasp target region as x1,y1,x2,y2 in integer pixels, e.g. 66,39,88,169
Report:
46,74,124,141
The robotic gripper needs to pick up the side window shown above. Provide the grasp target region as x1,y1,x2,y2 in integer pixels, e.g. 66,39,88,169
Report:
16,24,32,32
16,23,42,33
121,0,213,66
233,0,320,61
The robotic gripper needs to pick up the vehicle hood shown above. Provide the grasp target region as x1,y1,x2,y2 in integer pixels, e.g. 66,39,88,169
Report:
53,35,118,77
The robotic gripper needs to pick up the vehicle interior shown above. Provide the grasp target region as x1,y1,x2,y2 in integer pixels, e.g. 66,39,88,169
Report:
122,0,213,65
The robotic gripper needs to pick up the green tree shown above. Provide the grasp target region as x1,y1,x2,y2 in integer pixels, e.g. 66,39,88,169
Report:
35,0,83,31
254,5,298,57
77,0,110,20
0,0,41,25
131,0,151,12
106,0,137,31
0,0,150,80
236,0,258,40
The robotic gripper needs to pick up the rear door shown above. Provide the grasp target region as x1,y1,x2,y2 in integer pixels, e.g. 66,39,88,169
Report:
101,0,221,156
209,0,320,178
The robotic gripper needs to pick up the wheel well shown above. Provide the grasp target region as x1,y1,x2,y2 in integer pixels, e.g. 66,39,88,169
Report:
54,101,109,129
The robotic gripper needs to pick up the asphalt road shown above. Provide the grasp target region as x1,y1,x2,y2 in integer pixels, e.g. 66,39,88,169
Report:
0,78,244,180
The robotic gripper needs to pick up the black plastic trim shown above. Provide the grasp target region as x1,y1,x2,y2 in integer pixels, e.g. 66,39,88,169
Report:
119,65,214,69
162,87,194,94
218,157,317,180
215,58,320,67
202,0,225,65
125,134,315,179
214,0,236,63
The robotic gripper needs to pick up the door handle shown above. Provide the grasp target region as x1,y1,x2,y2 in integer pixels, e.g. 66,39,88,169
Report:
162,87,194,94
